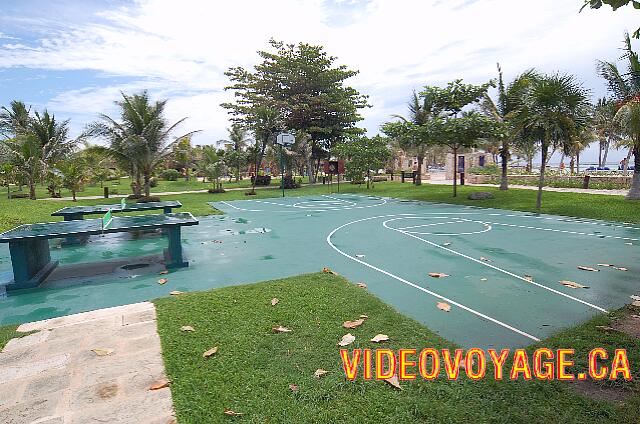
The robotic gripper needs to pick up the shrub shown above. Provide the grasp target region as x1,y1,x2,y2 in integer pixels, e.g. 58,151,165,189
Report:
160,169,180,181
468,164,500,175
149,177,158,188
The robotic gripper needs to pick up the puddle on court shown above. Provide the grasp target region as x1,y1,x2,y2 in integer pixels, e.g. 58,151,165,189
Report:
260,255,275,260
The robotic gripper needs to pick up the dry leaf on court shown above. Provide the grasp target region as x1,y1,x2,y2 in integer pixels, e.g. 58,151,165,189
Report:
170,291,184,295
159,270,169,275
429,272,449,278
271,298,279,306
437,302,451,312
356,282,367,289
338,333,356,346
384,375,402,390
523,275,534,281
343,319,365,329
559,280,589,289
149,380,170,390
479,257,492,262
158,278,168,285
578,266,600,272
613,267,628,271
223,408,243,417
630,295,640,301
203,346,219,358
355,254,366,258
480,278,488,281
91,348,114,357
314,369,329,378
442,242,451,247
370,334,389,343
272,326,292,333
180,325,195,332
597,264,613,267
289,384,299,393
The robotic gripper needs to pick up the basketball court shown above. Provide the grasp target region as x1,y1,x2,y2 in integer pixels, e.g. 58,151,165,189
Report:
0,193,637,348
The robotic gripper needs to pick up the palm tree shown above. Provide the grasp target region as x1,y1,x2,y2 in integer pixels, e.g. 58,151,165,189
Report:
481,65,538,189
598,33,640,199
87,91,199,198
221,124,249,182
247,106,282,194
517,73,591,210
593,98,621,167
198,146,226,191
58,155,89,201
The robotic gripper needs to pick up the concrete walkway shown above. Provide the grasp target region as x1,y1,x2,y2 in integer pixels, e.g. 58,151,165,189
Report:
427,180,629,196
0,302,175,424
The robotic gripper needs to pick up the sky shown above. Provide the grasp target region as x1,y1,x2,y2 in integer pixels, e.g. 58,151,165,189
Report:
0,0,638,164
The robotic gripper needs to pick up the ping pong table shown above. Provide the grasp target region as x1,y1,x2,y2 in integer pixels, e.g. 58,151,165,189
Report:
51,200,182,220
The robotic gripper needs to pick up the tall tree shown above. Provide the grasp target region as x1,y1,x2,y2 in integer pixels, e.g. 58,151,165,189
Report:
516,73,591,210
334,135,391,189
221,124,250,182
481,65,538,190
87,91,198,198
594,98,622,167
598,33,640,198
222,40,369,183
172,136,194,181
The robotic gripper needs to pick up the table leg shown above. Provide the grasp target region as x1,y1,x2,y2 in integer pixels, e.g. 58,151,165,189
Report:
8,239,58,290
163,226,188,268
61,213,88,246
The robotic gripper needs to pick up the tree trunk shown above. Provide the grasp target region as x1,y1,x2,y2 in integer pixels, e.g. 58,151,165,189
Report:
602,139,610,167
537,143,548,211
415,155,423,186
29,181,36,200
527,156,533,173
72,190,77,202
143,172,151,197
236,163,240,183
569,156,575,174
367,169,370,189
626,145,640,200
598,140,603,167
499,143,509,190
576,151,580,174
623,147,633,176
452,147,458,197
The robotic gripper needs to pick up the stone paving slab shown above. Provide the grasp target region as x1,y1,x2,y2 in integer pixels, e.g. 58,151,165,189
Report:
0,302,175,424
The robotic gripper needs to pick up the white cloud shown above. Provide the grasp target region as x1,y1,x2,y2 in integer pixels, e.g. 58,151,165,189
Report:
0,0,637,162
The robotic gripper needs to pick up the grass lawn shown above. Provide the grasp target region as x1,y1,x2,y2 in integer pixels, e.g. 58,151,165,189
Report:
154,273,640,423
0,324,31,351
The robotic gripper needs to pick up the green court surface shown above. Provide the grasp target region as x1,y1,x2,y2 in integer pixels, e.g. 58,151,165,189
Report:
0,194,637,349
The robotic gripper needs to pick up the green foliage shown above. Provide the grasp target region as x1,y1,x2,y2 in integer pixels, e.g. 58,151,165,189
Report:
57,156,89,201
334,135,391,188
468,164,500,175
161,168,180,181
199,146,226,190
581,1,640,37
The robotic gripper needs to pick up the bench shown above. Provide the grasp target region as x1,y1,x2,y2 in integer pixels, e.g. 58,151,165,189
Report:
0,212,198,291
51,200,182,220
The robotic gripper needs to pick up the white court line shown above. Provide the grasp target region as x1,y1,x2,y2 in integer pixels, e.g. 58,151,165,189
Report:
219,195,389,213
381,217,608,313
478,221,639,242
398,221,463,230
326,215,541,342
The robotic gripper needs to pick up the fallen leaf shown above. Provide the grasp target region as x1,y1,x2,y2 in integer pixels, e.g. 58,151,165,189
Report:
343,319,365,329
480,278,488,281
91,348,114,357
633,300,640,307
428,272,449,278
630,295,640,301
630,315,640,319
158,278,168,285
223,408,243,417
559,280,589,289
436,302,451,312
272,326,292,333
597,264,613,267
384,375,402,390
578,266,600,272
322,267,336,274
289,384,299,393
356,282,367,289
159,270,169,275
149,380,170,390
170,291,184,295
355,254,366,258
359,314,369,319
442,242,451,247
338,333,356,346
625,242,633,246
613,267,628,271
479,257,492,262
271,298,279,306
203,346,218,358
370,334,389,343
180,325,195,332
523,275,534,281
314,369,329,378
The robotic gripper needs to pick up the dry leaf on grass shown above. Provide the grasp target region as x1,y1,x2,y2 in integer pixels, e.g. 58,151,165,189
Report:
289,384,299,393
429,272,449,278
159,270,169,275
578,266,600,272
314,369,329,378
630,295,640,301
170,291,184,296
149,380,170,390
91,348,114,357
322,267,336,274
384,375,402,390
596,326,622,333
223,408,243,417
632,300,640,307
343,319,365,329
338,333,356,346
559,280,589,289
360,314,369,319
272,326,292,333
203,346,219,358
271,298,279,306
356,282,367,289
436,302,451,312
158,278,168,285
370,334,389,343
180,325,195,332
